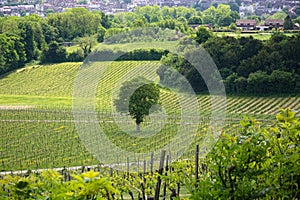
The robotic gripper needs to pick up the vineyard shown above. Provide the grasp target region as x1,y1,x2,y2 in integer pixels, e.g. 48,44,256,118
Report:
0,61,300,199
0,109,299,199
0,61,298,170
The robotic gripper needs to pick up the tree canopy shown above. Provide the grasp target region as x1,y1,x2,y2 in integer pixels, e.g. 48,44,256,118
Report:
114,77,160,131
158,32,300,95
284,15,294,30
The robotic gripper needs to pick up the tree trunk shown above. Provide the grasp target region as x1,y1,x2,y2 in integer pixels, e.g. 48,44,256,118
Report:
136,123,141,131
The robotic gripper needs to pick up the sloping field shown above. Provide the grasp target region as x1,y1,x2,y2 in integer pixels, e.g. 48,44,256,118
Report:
0,61,299,171
0,62,299,115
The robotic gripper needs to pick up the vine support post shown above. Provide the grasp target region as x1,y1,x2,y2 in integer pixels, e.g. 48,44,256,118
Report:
143,160,146,174
141,159,147,200
195,144,199,184
150,152,154,174
162,155,169,200
127,157,130,179
109,168,113,177
154,150,166,200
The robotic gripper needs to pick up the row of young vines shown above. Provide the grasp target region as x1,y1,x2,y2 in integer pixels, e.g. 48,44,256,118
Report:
1,108,299,199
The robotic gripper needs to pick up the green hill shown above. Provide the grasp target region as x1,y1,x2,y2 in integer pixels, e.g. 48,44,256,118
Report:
0,61,299,171
0,61,298,115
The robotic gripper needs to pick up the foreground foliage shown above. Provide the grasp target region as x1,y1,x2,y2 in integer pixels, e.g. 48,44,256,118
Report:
191,108,300,199
160,33,300,95
0,170,116,200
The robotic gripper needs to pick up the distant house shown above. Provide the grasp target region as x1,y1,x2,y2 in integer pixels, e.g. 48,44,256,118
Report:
236,19,257,30
264,19,284,29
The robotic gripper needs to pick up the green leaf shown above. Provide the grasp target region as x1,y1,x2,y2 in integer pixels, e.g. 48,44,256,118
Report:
276,108,298,123
82,170,99,179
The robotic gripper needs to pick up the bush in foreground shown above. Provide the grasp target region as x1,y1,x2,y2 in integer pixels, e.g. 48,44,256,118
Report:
190,108,300,199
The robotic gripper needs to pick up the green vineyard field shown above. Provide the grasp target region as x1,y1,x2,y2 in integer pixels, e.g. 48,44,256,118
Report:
0,61,299,171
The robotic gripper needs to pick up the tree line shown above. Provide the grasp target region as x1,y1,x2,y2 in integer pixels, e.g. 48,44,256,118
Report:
1,5,300,95
0,8,107,74
158,29,300,95
0,4,240,75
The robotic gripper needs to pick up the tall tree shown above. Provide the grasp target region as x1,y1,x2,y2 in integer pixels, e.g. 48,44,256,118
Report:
114,77,160,131
41,41,67,63
0,34,26,74
202,6,217,24
97,25,106,42
19,21,36,61
47,8,102,41
284,15,294,30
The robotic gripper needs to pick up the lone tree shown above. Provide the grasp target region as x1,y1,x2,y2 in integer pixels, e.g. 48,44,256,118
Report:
283,15,294,30
114,77,160,131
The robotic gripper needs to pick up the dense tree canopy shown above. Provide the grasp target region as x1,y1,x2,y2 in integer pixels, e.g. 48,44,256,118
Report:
0,34,26,74
46,8,103,41
0,8,110,74
158,31,300,95
202,4,239,26
114,77,160,131
41,41,67,63
0,4,240,74
194,26,212,44
284,15,294,30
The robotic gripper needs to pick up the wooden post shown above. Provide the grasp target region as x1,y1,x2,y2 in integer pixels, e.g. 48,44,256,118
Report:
154,150,166,200
142,160,147,200
195,144,199,183
63,166,67,182
127,157,130,179
150,152,154,174
110,168,113,177
177,182,180,198
162,155,169,200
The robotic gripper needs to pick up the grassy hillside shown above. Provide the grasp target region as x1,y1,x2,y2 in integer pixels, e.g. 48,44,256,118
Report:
0,61,299,115
0,61,299,171
0,63,80,97
0,61,160,108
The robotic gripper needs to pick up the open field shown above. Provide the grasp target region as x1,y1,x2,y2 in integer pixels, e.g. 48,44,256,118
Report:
67,40,179,54
0,61,299,171
213,31,298,40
